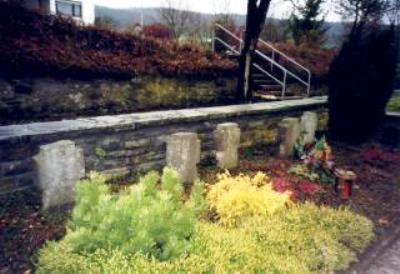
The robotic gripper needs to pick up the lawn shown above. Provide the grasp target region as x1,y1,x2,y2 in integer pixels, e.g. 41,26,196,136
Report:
1,141,399,273
387,93,400,112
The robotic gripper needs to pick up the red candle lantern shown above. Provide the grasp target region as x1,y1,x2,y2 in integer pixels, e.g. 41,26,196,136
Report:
334,169,357,200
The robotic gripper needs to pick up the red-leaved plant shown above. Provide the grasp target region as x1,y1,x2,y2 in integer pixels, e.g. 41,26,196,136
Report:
298,180,321,194
361,148,400,164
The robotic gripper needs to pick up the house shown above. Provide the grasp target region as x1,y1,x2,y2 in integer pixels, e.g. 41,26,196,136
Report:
22,0,95,25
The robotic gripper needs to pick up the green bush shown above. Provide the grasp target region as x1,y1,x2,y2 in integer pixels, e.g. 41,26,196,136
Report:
38,185,374,274
55,168,206,262
387,93,400,112
328,27,398,141
207,172,291,227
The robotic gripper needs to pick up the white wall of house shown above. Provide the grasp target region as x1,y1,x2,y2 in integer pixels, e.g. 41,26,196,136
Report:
22,0,95,25
50,0,95,25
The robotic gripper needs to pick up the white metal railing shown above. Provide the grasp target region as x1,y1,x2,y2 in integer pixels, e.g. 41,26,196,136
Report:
212,23,312,99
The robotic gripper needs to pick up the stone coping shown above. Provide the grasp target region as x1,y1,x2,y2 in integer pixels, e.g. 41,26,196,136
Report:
386,111,400,118
0,96,327,141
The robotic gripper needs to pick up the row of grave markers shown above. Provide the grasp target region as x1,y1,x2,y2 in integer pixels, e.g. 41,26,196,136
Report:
34,111,318,210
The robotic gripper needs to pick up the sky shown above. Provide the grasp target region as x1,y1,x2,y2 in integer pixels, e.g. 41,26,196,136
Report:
93,0,341,22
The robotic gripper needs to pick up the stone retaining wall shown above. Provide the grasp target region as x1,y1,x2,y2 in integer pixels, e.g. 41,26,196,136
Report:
0,97,328,194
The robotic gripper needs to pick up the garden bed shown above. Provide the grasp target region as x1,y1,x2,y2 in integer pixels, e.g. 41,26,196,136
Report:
0,141,399,273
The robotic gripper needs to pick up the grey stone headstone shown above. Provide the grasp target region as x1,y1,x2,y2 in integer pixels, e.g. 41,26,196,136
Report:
34,140,85,210
214,123,241,169
278,117,301,158
166,132,200,185
301,111,318,144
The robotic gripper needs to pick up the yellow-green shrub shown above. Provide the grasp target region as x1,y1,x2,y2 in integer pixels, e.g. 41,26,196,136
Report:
37,204,374,274
37,170,374,274
240,203,374,272
55,168,207,261
207,171,291,227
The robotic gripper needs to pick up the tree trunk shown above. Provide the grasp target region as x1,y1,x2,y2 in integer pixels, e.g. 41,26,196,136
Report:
236,0,271,102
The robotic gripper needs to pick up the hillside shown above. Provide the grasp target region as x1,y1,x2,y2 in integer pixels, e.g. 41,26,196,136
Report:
0,3,235,80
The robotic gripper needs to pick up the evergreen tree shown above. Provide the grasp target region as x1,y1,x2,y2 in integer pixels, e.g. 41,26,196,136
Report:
328,27,397,141
328,0,398,141
288,0,328,45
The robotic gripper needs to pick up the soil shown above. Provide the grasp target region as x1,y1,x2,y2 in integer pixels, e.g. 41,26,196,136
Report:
0,141,399,273
0,190,67,274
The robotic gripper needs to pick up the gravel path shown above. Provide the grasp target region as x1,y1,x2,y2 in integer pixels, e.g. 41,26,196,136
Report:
364,237,400,274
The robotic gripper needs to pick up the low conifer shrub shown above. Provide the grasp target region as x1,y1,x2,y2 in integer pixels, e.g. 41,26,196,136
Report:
207,172,291,227
57,168,206,261
37,170,374,274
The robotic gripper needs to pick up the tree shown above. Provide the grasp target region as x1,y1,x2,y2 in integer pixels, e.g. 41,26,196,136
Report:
387,0,400,88
186,14,212,46
328,0,398,141
159,0,191,39
260,18,288,43
236,0,272,102
212,0,233,27
328,28,397,141
287,0,328,46
334,0,390,38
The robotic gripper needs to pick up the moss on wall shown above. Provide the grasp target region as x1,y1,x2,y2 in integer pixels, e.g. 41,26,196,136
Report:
0,75,237,125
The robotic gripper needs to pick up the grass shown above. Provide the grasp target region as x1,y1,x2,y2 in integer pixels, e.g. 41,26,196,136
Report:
387,93,400,112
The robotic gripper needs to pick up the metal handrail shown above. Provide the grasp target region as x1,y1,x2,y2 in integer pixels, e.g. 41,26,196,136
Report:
213,38,283,87
215,23,311,79
257,38,311,76
255,50,309,87
214,23,242,43
253,64,284,86
213,37,240,55
213,23,312,98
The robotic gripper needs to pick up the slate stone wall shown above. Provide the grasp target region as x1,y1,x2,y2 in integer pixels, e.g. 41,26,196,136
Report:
0,97,328,194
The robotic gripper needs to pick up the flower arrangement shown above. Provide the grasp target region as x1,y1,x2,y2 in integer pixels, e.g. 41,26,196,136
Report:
290,136,335,183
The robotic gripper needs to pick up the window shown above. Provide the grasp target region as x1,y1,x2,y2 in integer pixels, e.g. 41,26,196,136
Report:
56,0,82,18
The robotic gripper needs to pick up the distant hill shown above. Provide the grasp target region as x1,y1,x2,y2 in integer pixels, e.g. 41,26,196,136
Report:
94,6,246,27
95,6,346,48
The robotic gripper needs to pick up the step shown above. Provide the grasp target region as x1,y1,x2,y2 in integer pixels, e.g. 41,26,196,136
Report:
253,78,276,82
252,73,267,78
255,89,282,97
257,84,282,91
225,51,240,57
253,92,305,101
252,71,284,79
255,88,297,97
253,93,281,101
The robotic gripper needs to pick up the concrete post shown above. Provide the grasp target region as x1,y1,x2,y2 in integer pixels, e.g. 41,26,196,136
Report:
166,132,200,185
34,140,85,210
278,117,301,158
301,111,318,144
214,123,241,169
